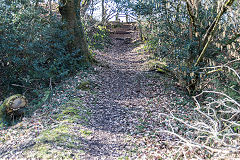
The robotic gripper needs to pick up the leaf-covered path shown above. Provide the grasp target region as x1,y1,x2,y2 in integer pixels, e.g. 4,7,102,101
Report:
0,33,187,159
82,38,181,159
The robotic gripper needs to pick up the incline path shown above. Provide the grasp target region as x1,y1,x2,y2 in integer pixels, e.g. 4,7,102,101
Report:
0,24,185,159
81,38,180,159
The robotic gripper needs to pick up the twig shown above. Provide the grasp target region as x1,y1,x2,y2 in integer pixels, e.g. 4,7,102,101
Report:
11,84,35,90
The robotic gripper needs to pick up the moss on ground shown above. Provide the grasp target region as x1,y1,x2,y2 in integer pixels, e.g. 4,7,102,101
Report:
23,143,84,159
38,124,72,144
55,98,91,123
22,97,92,159
76,80,91,91
76,80,98,91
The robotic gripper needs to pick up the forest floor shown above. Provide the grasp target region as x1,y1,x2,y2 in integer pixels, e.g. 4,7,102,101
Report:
0,37,192,159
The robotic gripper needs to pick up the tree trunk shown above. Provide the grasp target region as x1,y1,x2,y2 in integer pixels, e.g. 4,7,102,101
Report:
59,0,91,62
137,15,143,41
101,0,105,23
49,0,52,16
115,12,119,21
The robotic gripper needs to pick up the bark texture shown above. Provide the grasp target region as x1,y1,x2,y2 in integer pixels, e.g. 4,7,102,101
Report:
59,0,91,62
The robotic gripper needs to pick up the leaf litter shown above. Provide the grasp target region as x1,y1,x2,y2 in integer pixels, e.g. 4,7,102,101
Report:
0,38,191,159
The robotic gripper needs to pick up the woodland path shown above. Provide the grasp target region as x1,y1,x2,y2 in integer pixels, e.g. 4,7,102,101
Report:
83,38,171,159
0,24,186,159
74,35,184,159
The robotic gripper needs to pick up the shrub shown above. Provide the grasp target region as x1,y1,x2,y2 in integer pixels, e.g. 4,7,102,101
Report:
0,1,86,97
84,18,111,50
134,0,240,94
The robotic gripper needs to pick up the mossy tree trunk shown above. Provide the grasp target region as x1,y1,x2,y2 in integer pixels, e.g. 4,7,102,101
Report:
59,0,91,62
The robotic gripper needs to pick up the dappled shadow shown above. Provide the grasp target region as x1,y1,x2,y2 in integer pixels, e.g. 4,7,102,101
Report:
69,39,186,158
0,38,188,159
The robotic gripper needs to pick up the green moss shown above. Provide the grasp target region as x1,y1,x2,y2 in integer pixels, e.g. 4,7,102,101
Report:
21,96,94,159
81,130,92,136
76,80,91,91
0,136,5,143
38,124,69,142
57,106,82,122
24,143,83,159
0,95,20,121
145,60,168,73
33,144,54,159
118,157,130,160
54,98,91,124
76,80,97,91
39,124,91,148
0,95,21,128
38,124,92,143
1,94,23,108
62,106,80,115
30,124,92,159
